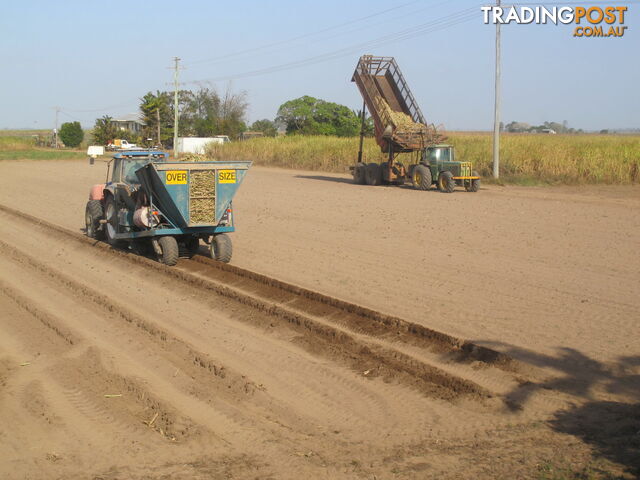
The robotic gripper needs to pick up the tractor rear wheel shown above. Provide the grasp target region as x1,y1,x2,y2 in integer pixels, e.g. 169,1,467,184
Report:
438,171,456,193
210,234,233,263
104,196,125,247
465,171,481,192
412,165,432,191
352,163,366,184
85,200,104,239
158,236,179,266
365,162,382,186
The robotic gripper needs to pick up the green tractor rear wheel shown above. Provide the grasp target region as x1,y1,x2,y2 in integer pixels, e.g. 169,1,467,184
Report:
412,165,432,191
438,171,456,193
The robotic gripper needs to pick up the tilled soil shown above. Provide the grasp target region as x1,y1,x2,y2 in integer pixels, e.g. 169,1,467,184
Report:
0,159,638,479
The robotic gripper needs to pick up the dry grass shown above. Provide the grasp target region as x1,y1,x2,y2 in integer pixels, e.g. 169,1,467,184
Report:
206,133,640,185
0,135,86,160
0,136,37,151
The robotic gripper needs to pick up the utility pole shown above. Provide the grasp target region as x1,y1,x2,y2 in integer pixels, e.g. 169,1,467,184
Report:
357,100,366,164
156,108,161,147
54,106,60,148
492,0,501,179
172,57,180,152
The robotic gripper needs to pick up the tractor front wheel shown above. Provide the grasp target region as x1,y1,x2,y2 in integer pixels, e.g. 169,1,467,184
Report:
158,236,179,266
465,171,481,192
210,234,233,263
438,171,456,193
412,165,432,191
85,200,104,239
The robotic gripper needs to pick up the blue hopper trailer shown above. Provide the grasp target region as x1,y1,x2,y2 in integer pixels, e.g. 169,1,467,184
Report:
85,150,251,266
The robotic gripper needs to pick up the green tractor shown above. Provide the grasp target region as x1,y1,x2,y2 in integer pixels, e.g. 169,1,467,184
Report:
352,144,480,193
409,144,480,193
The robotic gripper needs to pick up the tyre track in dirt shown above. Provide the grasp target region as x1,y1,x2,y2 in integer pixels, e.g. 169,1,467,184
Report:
0,203,534,400
0,203,573,419
0,202,574,479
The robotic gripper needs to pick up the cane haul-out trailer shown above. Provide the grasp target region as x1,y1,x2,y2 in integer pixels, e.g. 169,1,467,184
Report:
85,149,251,266
351,55,480,192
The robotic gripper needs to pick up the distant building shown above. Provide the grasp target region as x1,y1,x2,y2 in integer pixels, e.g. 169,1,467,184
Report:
540,128,557,134
239,131,264,141
112,113,145,134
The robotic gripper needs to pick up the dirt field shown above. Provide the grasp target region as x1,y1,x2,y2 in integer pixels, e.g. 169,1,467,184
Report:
0,159,638,479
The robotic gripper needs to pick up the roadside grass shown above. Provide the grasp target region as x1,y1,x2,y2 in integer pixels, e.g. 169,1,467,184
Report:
0,150,86,160
206,133,640,185
0,135,37,151
0,129,49,137
0,135,85,160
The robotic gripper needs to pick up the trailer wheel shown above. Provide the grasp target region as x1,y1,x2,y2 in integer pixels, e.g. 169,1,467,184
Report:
465,171,481,192
365,162,382,186
352,163,366,184
85,200,104,239
412,165,432,191
210,234,232,263
438,171,456,193
158,236,179,266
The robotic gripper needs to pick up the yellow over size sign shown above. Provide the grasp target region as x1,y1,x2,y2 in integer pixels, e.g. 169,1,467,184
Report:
218,170,236,184
166,170,187,184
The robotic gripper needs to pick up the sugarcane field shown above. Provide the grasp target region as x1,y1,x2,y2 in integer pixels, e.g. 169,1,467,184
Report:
1,2,639,480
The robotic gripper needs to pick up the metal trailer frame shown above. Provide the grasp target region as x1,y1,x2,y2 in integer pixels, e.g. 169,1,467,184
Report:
102,151,250,241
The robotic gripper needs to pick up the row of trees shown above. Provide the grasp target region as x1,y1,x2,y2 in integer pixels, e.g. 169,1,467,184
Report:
91,89,375,147
139,87,250,144
502,120,584,134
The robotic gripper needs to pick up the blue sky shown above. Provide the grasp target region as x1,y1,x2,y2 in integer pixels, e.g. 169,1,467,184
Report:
1,0,638,131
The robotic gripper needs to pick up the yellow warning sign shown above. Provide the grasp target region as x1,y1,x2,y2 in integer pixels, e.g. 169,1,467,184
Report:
218,170,236,184
166,170,187,184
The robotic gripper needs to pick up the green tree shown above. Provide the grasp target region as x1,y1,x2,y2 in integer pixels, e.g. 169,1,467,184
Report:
58,121,84,147
276,96,359,137
92,116,119,146
251,119,277,137
139,86,249,144
140,91,173,146
353,109,374,137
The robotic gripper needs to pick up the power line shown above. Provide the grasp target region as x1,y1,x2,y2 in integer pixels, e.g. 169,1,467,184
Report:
183,6,479,84
62,99,140,113
183,0,424,67
191,0,459,70
59,110,83,122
